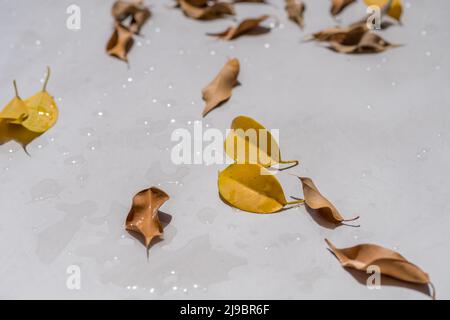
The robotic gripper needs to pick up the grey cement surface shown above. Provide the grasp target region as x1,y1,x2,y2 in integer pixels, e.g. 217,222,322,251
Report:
0,0,449,299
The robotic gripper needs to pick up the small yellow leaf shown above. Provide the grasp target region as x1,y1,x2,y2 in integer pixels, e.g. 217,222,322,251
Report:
364,0,403,21
0,81,28,124
21,67,59,133
218,163,303,213
224,115,298,168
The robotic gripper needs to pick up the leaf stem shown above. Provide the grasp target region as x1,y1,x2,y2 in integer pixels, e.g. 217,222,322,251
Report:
13,80,19,97
278,159,299,171
286,199,305,206
42,66,51,92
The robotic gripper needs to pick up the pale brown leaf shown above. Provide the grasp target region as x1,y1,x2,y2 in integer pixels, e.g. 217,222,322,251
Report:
325,239,435,298
125,187,170,248
285,0,306,29
106,23,134,62
202,58,240,117
330,0,356,16
179,0,235,20
207,15,269,40
299,177,359,224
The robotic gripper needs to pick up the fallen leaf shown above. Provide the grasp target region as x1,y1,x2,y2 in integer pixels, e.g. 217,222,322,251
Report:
202,58,240,117
299,177,359,224
310,24,368,42
364,0,402,21
218,163,304,213
285,0,306,29
225,115,299,168
179,0,235,20
106,23,134,62
125,187,170,248
0,81,28,124
325,239,435,298
112,0,151,33
207,15,270,40
233,0,267,3
21,67,59,133
330,0,356,16
328,30,399,54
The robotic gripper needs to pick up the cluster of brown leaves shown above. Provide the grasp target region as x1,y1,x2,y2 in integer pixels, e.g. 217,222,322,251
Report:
309,0,402,54
107,0,151,62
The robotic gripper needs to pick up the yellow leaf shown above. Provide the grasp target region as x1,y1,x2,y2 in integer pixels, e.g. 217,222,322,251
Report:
218,163,303,213
224,115,298,168
0,81,28,124
21,67,59,133
364,0,403,21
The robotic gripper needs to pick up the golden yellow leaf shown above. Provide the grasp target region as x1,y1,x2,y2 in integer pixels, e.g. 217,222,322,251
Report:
207,15,270,40
299,177,359,224
325,239,435,298
218,163,304,213
125,187,170,248
0,81,28,124
330,0,356,16
364,0,403,21
202,58,240,117
285,0,306,29
179,0,235,20
224,115,299,168
21,67,59,133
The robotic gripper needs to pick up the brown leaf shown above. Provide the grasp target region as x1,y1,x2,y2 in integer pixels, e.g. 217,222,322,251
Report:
202,58,240,117
125,187,170,248
179,0,235,20
112,0,151,34
106,23,134,62
329,30,399,54
285,0,306,29
330,0,356,16
325,239,435,298
299,177,359,224
311,24,368,42
207,15,270,40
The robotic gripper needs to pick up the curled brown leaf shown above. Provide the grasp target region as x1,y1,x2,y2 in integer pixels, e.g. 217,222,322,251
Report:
299,177,359,224
325,239,435,299
179,0,235,20
125,187,170,248
112,0,151,34
329,30,399,54
106,23,134,62
202,58,240,117
207,15,270,40
285,0,306,29
330,0,356,16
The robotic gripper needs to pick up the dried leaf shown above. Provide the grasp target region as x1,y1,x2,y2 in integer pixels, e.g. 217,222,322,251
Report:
330,0,356,16
364,0,402,21
218,164,304,213
112,0,151,33
106,23,134,62
325,239,435,298
0,81,28,124
329,30,398,54
224,115,299,168
207,15,269,40
285,0,306,29
179,0,235,20
233,0,267,3
21,67,59,133
299,177,359,224
202,58,240,117
125,187,170,248
311,24,368,42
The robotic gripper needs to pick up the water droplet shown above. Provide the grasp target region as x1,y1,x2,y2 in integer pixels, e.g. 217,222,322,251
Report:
391,81,397,87
127,77,133,82
366,66,371,72
35,40,41,46
367,104,372,110
425,51,432,57
264,43,270,49
172,286,178,291
97,111,104,117
421,30,427,36
170,119,176,124
210,50,216,56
